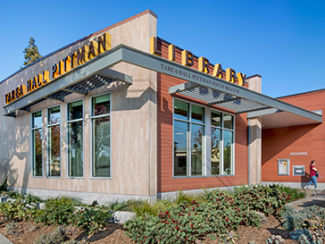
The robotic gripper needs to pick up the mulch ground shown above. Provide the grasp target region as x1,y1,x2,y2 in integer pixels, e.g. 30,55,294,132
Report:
0,214,298,243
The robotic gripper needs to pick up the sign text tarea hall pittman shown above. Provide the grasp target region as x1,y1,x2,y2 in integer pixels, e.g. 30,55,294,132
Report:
160,64,240,94
150,37,246,86
5,33,111,105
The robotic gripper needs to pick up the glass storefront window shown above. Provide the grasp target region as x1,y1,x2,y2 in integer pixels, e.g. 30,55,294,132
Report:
224,114,233,129
191,104,204,123
174,120,188,176
223,130,233,175
32,111,42,177
173,99,234,177
211,128,221,175
67,101,83,177
191,124,204,176
48,106,60,177
211,111,222,127
91,94,111,178
174,100,189,121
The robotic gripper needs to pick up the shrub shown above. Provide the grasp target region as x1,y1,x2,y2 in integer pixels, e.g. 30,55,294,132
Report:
73,207,110,234
233,185,288,218
124,199,261,243
290,229,325,243
34,226,66,244
282,205,325,231
35,197,75,226
272,184,307,203
0,196,38,221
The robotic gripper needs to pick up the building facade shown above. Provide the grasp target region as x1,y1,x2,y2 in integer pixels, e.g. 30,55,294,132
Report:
0,10,323,204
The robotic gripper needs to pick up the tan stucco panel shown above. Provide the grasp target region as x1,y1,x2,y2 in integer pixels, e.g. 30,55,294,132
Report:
0,11,158,197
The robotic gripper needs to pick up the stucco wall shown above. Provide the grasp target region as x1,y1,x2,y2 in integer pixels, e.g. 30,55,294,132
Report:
0,10,158,199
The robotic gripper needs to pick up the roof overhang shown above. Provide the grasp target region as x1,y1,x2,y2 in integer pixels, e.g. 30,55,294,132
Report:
3,44,322,129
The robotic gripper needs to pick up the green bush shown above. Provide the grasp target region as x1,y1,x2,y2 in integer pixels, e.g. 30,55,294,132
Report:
35,197,75,226
73,207,110,234
272,184,307,203
124,199,261,243
0,196,38,221
233,185,288,218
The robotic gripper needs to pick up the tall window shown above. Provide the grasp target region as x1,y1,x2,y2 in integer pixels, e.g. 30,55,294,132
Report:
48,106,61,177
173,100,205,176
32,111,43,177
211,112,234,175
173,99,235,177
91,94,111,178
67,100,83,177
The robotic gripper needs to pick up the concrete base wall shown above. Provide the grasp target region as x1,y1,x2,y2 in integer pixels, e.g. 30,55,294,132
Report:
157,185,238,200
7,186,157,205
262,181,325,190
8,185,239,204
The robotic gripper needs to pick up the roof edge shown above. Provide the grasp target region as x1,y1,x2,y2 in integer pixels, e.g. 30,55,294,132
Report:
0,9,157,86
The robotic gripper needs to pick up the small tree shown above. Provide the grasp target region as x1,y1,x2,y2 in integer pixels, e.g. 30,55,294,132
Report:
22,37,42,66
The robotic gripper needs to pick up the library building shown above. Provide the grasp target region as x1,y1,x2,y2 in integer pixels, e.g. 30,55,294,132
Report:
0,10,324,204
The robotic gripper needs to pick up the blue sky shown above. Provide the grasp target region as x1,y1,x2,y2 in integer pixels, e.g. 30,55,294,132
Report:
1,0,324,97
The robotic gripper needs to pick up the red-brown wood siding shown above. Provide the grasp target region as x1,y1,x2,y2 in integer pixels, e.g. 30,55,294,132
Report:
157,41,248,193
262,90,325,183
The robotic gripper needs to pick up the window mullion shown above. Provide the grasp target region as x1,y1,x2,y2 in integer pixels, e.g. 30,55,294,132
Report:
221,129,224,175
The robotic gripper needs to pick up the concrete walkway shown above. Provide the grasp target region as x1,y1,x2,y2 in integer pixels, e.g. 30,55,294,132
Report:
0,233,13,244
286,189,325,211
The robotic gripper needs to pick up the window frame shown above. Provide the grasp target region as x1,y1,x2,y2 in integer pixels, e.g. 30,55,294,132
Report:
172,98,235,178
89,92,112,180
31,109,43,178
66,98,85,179
46,104,62,178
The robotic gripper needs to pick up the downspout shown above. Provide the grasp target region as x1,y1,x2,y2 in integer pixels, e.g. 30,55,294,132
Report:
248,118,251,187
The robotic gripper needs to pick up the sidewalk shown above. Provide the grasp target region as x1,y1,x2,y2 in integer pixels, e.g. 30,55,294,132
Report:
0,233,13,244
286,189,325,211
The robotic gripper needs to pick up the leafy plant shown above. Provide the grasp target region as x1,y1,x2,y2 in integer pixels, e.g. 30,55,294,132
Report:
0,196,38,221
35,197,75,226
272,184,307,203
73,207,110,234
124,199,261,243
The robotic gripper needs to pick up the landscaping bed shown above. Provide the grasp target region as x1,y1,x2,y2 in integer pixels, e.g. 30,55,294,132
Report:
0,184,319,244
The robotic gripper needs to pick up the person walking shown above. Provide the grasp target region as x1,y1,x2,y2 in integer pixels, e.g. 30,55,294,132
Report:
304,160,318,190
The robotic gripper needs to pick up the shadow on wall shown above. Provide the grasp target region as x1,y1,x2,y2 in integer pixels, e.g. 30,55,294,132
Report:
0,110,30,190
262,124,319,165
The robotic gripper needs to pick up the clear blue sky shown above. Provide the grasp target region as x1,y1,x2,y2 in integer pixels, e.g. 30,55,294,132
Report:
1,0,324,97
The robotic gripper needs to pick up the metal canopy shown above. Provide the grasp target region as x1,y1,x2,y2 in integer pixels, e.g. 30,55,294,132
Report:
3,44,322,127
173,85,270,114
3,50,133,116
